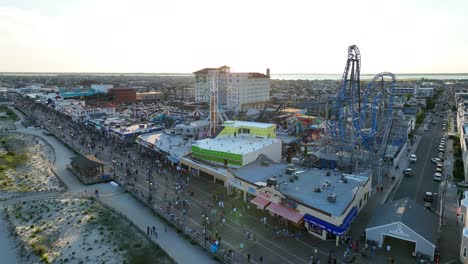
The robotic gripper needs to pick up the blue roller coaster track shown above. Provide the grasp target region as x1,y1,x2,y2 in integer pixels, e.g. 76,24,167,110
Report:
330,45,361,143
360,72,396,150
329,45,397,154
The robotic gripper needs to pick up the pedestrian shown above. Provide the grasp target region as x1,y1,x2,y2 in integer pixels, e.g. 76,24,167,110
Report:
152,225,156,235
147,226,150,236
386,244,391,255
259,256,263,264
247,253,251,263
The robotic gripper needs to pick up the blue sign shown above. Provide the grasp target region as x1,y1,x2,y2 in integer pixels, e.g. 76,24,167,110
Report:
247,187,256,194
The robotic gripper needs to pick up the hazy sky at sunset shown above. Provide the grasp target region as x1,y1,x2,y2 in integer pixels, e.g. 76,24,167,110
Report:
1,0,467,73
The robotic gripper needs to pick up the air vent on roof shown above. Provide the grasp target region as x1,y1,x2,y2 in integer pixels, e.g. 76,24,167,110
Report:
314,187,321,193
327,193,337,203
326,171,331,176
266,177,277,186
341,176,348,183
261,160,270,166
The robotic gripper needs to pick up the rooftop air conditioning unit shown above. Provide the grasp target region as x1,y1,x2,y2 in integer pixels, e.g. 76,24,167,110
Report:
327,193,337,203
314,187,321,193
266,177,277,186
341,176,348,183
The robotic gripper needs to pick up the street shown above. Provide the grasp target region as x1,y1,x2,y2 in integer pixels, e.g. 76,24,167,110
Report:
392,113,446,212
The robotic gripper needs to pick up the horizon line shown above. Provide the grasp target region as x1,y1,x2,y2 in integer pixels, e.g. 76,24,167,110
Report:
1,71,468,75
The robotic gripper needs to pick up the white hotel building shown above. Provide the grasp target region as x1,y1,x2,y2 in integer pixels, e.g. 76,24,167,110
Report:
194,65,270,111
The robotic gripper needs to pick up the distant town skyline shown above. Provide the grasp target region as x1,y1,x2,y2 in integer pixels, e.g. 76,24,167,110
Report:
1,0,468,74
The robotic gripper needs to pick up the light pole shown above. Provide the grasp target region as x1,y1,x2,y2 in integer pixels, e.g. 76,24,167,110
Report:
204,216,209,249
112,159,117,178
147,169,153,203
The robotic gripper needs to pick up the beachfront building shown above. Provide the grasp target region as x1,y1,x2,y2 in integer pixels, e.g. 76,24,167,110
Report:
174,120,210,140
108,123,164,141
54,99,86,115
137,130,195,164
69,106,117,123
194,66,270,111
225,154,372,243
181,120,281,185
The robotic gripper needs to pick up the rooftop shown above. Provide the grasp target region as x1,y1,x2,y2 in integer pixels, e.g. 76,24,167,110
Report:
110,123,163,136
366,198,438,245
231,155,370,216
463,124,468,135
192,134,280,155
138,131,193,157
176,120,210,128
223,120,275,129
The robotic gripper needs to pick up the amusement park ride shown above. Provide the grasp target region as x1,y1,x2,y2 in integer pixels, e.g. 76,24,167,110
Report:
327,45,400,165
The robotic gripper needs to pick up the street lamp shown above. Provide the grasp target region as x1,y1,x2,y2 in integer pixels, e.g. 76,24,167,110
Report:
204,216,209,249
112,159,117,178
147,169,153,203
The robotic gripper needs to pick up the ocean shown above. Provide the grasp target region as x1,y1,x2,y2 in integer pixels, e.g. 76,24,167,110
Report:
1,72,468,80
270,73,468,80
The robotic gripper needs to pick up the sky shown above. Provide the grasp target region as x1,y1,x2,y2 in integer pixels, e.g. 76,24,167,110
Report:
0,0,467,73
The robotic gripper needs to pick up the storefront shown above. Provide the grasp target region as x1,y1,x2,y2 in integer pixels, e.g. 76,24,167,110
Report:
304,206,358,240
265,202,304,225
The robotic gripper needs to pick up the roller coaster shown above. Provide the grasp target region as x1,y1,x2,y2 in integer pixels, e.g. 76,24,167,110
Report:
328,45,397,158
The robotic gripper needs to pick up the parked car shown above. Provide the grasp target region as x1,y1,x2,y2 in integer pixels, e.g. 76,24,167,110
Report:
433,172,442,182
431,158,442,164
436,167,443,173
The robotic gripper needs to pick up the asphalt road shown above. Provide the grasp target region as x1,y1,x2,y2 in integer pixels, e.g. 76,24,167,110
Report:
392,112,446,212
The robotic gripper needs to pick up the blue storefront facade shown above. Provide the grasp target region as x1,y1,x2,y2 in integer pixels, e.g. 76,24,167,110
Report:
304,206,358,238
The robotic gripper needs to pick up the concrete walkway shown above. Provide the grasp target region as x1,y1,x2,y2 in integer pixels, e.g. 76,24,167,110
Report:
7,106,216,264
101,193,217,264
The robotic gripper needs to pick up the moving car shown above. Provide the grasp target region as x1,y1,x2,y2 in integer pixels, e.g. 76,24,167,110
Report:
403,168,414,177
424,202,432,211
424,192,434,203
433,172,442,182
409,154,417,163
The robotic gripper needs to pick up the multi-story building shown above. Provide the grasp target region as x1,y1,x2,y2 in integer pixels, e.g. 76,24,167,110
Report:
193,66,270,111
91,84,113,94
392,85,435,98
456,93,468,182
136,92,162,101
109,87,137,104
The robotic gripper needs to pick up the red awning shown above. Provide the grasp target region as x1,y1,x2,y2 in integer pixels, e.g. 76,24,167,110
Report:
266,202,303,223
250,196,271,209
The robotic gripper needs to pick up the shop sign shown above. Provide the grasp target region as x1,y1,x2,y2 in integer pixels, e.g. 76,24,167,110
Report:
281,198,298,209
258,190,271,200
228,178,243,189
247,187,256,194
